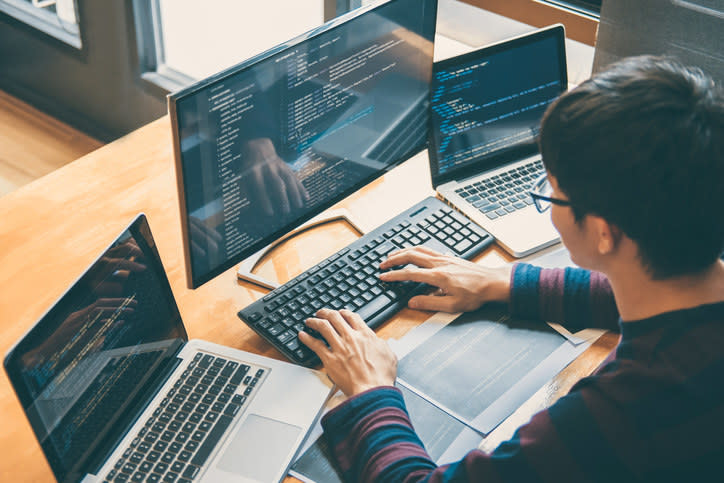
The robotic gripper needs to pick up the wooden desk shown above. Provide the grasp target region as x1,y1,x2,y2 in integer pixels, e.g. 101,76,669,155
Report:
0,116,617,481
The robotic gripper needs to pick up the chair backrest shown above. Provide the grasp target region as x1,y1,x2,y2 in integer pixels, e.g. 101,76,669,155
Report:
593,0,724,83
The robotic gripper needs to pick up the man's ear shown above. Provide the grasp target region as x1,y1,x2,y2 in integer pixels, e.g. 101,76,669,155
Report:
590,216,622,255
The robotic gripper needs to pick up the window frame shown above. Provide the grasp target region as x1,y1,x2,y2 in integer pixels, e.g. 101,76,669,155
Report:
0,0,82,48
132,0,195,95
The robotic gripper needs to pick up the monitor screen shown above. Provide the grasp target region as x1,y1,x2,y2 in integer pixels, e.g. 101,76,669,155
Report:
3,215,187,482
429,25,566,184
169,0,438,288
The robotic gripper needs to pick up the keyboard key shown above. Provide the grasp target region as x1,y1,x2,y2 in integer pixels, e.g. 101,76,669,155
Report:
224,403,241,417
177,450,192,462
277,330,295,344
472,199,490,209
453,239,473,254
182,465,200,480
355,293,393,321
199,355,214,368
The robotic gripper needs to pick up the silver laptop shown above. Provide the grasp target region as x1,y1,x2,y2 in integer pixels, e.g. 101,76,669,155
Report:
3,214,333,483
428,25,566,257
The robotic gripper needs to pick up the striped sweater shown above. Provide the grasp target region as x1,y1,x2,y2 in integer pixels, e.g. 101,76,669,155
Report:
321,263,724,482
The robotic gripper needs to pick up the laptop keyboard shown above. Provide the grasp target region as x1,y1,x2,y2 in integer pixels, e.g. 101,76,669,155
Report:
105,352,265,483
238,196,494,367
455,160,544,220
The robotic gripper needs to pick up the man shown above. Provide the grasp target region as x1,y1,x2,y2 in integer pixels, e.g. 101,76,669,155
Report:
297,56,724,482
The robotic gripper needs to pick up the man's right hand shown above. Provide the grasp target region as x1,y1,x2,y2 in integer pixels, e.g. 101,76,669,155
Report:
379,246,513,313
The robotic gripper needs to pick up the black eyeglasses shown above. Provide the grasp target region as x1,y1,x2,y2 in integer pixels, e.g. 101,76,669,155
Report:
529,174,572,213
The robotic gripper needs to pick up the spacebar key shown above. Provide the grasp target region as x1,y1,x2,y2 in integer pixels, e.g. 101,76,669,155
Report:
191,414,233,466
356,294,393,323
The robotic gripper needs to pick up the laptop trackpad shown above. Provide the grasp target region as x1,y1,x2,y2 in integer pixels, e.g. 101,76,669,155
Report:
216,414,301,482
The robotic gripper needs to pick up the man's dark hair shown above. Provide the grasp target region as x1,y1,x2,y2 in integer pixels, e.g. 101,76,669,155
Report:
540,55,724,279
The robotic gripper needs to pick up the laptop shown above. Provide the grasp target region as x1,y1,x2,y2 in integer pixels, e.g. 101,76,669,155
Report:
3,214,333,483
428,25,567,257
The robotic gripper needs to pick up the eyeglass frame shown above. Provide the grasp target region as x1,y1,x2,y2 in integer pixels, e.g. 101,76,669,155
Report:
529,173,572,213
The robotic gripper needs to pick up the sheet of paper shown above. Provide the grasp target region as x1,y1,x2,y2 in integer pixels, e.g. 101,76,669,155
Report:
395,305,589,434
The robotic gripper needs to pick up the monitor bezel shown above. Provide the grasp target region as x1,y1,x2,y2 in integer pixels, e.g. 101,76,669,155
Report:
168,0,438,289
427,24,567,188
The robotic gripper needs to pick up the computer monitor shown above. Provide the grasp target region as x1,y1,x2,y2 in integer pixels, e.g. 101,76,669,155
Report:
169,0,438,289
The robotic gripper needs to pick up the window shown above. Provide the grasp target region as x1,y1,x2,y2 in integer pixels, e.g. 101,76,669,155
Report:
135,0,329,92
0,0,81,48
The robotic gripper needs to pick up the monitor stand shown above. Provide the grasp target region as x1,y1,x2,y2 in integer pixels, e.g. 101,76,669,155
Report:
236,209,366,290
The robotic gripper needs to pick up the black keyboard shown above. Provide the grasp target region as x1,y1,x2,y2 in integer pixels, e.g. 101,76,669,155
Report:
105,353,266,483
238,196,494,367
455,160,543,220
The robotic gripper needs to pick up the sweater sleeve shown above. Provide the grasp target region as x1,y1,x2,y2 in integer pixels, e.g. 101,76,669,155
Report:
322,380,637,483
509,263,619,332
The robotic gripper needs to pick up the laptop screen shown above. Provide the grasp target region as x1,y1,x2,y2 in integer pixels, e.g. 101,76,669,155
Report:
428,25,567,185
3,215,187,483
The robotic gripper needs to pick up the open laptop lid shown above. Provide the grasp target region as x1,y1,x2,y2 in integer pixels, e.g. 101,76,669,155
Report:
4,214,187,483
428,24,567,188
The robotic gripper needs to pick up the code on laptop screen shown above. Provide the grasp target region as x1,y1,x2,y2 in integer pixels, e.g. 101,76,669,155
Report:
4,216,186,482
430,28,566,178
